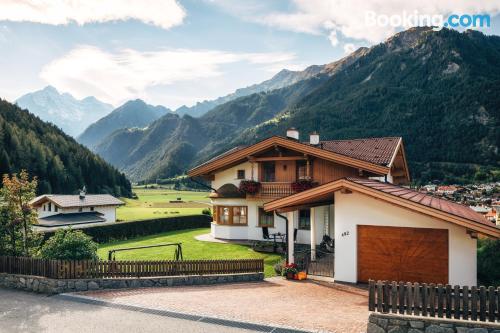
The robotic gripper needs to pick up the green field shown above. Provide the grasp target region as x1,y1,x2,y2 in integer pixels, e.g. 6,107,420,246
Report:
118,187,211,221
97,228,283,277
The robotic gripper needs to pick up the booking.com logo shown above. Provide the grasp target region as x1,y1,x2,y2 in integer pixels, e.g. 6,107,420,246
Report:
365,11,491,30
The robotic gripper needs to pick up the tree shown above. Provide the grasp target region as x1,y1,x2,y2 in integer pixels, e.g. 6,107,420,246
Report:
39,229,98,260
1,170,40,256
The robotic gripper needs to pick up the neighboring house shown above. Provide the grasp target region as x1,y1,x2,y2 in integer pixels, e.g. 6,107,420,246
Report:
188,129,500,286
30,189,124,227
485,209,497,224
493,202,500,226
470,205,490,215
436,185,458,195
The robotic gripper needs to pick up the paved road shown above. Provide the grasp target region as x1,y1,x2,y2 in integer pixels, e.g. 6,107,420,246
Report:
0,288,260,333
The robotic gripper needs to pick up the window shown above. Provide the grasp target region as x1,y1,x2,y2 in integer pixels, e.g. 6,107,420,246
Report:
216,206,248,225
232,207,247,225
43,204,46,212
48,202,52,212
258,208,274,227
262,162,276,182
90,207,94,211
298,209,310,230
237,169,246,180
55,206,58,212
78,207,83,212
297,160,310,180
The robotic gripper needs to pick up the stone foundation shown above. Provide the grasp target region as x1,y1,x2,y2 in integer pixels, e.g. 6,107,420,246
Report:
368,313,500,333
0,272,264,294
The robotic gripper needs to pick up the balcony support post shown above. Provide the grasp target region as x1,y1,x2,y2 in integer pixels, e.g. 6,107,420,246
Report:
310,207,316,261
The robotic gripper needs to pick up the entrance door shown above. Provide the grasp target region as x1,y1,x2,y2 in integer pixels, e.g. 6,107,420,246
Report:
357,225,448,284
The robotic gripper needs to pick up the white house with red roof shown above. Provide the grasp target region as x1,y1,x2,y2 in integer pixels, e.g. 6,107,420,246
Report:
189,129,499,286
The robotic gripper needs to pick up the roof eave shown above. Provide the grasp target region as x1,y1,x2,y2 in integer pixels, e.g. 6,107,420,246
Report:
188,136,391,178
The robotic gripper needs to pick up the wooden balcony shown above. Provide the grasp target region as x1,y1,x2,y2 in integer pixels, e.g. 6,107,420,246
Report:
248,182,295,199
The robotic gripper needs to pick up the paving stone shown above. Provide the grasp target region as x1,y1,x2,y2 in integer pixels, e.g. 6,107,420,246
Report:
367,323,386,333
377,318,389,329
425,325,445,333
75,280,87,291
88,281,100,290
468,329,488,333
410,321,425,329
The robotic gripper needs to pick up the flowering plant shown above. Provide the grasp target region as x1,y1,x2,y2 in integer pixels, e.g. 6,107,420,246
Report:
239,180,261,195
281,263,298,276
291,179,316,193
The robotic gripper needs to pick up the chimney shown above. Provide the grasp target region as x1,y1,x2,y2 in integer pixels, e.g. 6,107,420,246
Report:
286,127,299,141
309,131,320,145
79,186,87,200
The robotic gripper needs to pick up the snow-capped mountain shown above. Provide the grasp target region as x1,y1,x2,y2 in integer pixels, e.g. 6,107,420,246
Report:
16,86,114,136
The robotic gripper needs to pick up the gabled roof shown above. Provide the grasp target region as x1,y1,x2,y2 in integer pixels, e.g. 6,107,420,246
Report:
264,177,500,238
188,136,404,178
319,137,401,166
30,194,124,208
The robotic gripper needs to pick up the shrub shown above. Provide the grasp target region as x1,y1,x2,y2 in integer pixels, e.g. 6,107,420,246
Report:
478,238,500,286
40,229,98,260
42,215,212,243
201,208,212,216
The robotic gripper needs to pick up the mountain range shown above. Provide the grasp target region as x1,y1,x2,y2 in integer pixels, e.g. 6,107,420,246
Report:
0,99,131,196
77,99,171,149
16,86,114,137
95,27,500,185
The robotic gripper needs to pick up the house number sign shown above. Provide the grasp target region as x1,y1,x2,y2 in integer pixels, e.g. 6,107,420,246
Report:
341,231,350,237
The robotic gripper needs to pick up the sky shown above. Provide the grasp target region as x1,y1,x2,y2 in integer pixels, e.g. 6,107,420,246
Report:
0,0,499,110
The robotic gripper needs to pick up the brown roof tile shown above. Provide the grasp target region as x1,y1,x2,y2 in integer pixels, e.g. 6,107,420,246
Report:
319,137,401,166
346,177,492,227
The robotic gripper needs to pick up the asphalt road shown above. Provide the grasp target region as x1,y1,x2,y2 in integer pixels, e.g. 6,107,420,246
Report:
0,288,261,333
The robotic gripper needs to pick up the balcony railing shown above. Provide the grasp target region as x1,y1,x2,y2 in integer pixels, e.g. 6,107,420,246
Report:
248,182,294,199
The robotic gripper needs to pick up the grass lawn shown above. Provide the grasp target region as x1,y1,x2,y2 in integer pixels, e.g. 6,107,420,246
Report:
118,188,211,221
97,228,283,277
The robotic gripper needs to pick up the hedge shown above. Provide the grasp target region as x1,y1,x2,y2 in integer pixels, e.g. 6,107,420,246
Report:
41,215,212,243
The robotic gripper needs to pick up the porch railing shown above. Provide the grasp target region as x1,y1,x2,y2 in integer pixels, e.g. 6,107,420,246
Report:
249,182,294,199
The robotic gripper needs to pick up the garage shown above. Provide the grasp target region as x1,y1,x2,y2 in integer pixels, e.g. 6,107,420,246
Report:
357,225,449,284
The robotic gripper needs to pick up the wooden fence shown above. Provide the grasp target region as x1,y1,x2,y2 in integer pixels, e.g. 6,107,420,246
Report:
369,280,500,323
0,256,264,279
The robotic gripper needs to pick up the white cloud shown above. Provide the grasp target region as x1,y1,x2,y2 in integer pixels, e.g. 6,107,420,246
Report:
39,46,296,105
328,30,338,46
213,0,500,44
343,43,356,54
0,0,185,29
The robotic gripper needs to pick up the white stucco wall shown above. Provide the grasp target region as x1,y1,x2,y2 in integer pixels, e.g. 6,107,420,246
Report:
334,191,477,286
211,198,286,241
36,204,117,222
211,197,334,244
212,162,257,190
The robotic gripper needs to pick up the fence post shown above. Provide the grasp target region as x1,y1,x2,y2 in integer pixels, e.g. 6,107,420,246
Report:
368,280,375,311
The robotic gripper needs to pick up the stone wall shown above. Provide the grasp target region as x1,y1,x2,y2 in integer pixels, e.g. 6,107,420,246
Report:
0,272,264,294
368,313,500,333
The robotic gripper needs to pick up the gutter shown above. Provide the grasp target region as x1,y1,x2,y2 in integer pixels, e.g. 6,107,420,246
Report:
275,211,289,264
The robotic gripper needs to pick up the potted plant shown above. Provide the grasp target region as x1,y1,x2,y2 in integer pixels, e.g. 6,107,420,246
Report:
239,180,261,195
291,179,316,193
282,263,298,280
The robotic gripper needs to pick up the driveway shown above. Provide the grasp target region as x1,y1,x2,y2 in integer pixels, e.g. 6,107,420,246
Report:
0,288,261,333
81,277,370,333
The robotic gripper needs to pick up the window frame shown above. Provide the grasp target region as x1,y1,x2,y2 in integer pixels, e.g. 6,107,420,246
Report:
215,205,248,226
261,162,276,182
298,209,311,230
258,207,274,227
236,169,246,180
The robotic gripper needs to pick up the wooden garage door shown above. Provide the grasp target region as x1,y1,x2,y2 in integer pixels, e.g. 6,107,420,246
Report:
357,225,448,284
